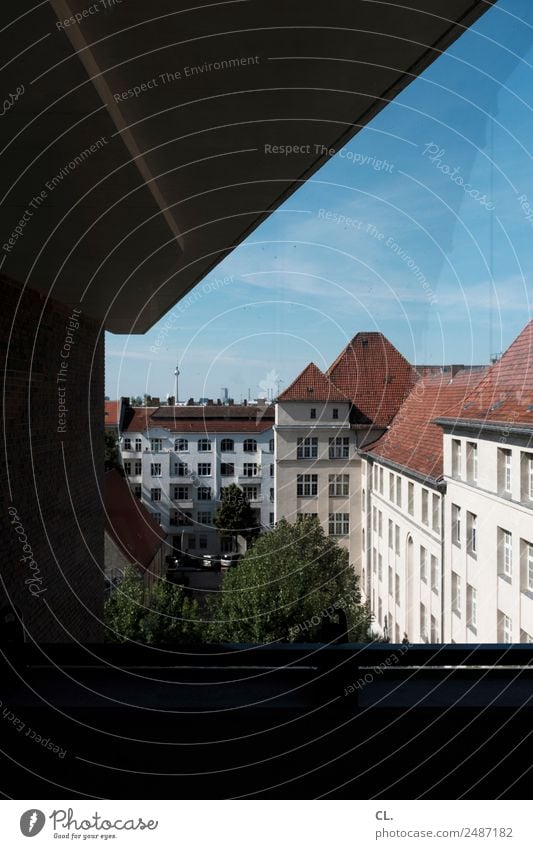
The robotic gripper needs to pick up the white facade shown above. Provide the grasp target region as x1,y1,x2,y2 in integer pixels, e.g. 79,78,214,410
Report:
120,421,274,557
275,399,381,573
362,459,444,643
441,427,533,643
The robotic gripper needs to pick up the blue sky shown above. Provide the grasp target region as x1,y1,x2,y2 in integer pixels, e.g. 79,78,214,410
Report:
106,0,533,403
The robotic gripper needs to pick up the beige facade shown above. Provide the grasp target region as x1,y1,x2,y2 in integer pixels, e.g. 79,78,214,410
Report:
275,400,380,574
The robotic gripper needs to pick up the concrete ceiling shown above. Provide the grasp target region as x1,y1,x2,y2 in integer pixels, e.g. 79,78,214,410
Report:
0,0,493,333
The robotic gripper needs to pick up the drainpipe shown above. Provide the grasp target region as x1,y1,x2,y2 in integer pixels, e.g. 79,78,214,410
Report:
439,479,446,642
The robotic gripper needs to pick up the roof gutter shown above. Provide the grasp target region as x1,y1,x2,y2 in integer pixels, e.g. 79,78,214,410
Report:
434,417,533,438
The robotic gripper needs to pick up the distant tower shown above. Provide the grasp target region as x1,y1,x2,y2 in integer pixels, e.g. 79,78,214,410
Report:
174,361,180,404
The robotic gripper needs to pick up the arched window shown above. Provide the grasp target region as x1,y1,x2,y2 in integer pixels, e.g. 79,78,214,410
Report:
243,439,257,452
221,438,234,452
175,438,188,451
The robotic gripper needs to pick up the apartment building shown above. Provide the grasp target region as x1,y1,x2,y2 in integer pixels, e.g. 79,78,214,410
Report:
435,321,533,643
118,402,275,558
362,368,485,642
275,333,418,573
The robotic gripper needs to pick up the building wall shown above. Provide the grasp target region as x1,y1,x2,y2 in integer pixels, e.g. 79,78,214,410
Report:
104,532,167,591
275,400,364,572
443,430,533,642
120,427,274,557
0,275,104,642
363,458,443,642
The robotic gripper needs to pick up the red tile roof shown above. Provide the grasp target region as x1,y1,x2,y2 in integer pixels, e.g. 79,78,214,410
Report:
104,469,166,569
121,405,274,433
445,320,533,428
278,362,349,402
104,400,121,427
367,368,487,480
326,332,418,427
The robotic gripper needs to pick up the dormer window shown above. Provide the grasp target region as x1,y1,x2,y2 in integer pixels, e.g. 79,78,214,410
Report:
310,408,316,419
361,338,368,347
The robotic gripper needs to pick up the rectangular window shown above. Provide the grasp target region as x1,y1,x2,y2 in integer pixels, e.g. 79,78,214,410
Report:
521,540,533,593
388,566,393,596
431,555,439,593
269,513,275,526
396,476,402,508
379,467,383,494
135,438,142,451
332,407,339,419
173,486,190,500
197,463,212,476
197,486,212,501
452,572,461,615
421,489,429,525
466,441,478,482
373,548,377,574
328,474,349,496
452,439,462,478
176,462,189,477
310,408,316,419
378,553,383,582
243,463,258,477
298,437,318,459
373,466,378,489
498,448,512,494
362,488,366,511
270,488,274,502
452,503,461,545
467,585,477,630
270,463,274,477
378,511,383,538
123,438,131,451
123,461,131,475
420,603,427,642
395,573,400,603
499,528,513,577
372,506,377,532
389,472,394,502
175,438,188,452
407,481,414,516
220,463,234,476
187,535,196,550
499,612,513,643
328,437,349,459
432,493,440,533
198,439,211,452
150,438,163,452
197,511,212,525
297,474,318,497
394,524,400,556
329,513,349,536
152,512,161,525
199,536,208,550
135,460,142,475
420,546,427,582
150,488,161,501
388,519,393,549
243,486,259,500
378,597,383,627
150,463,161,477
430,615,438,643
133,484,141,499
467,511,477,555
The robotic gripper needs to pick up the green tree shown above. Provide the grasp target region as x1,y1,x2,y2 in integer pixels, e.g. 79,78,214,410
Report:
104,429,123,474
105,565,202,644
213,483,258,548
208,516,372,643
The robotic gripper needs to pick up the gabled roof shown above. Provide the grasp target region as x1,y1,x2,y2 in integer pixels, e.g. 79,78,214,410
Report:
104,400,121,428
278,362,349,402
447,320,533,427
326,332,418,427
367,368,487,481
104,469,166,569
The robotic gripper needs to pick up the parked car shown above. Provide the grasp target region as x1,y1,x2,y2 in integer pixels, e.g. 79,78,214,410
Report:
220,553,241,568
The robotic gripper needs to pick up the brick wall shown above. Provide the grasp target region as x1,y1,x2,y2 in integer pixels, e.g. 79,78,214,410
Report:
0,274,104,642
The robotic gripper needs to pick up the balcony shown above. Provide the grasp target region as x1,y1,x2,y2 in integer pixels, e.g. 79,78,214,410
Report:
171,498,194,510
